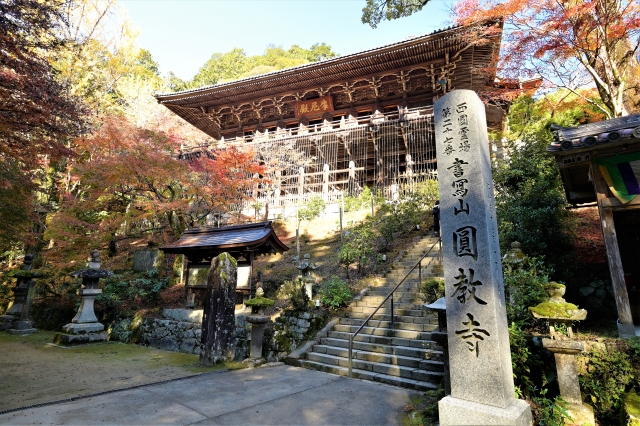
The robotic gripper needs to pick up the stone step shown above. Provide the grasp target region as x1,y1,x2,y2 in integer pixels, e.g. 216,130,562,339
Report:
329,327,435,341
312,344,444,367
318,338,443,358
324,331,441,351
337,319,436,332
365,289,418,297
306,352,444,382
296,233,445,392
354,303,425,313
340,315,436,327
354,297,415,307
301,360,440,391
346,311,435,322
334,322,438,335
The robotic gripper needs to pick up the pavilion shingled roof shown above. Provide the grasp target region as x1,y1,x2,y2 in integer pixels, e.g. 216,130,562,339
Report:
161,222,289,256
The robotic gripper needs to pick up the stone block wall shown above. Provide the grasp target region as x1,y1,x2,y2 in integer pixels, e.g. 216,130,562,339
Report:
109,313,250,360
108,308,328,361
270,309,329,359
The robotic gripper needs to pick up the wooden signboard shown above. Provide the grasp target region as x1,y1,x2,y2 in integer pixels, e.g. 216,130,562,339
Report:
294,96,333,117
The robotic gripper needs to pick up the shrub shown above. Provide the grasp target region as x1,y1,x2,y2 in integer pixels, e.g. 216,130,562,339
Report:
97,269,168,322
502,253,551,328
509,322,568,425
421,277,444,304
276,278,309,311
339,221,375,276
579,342,635,423
318,277,352,310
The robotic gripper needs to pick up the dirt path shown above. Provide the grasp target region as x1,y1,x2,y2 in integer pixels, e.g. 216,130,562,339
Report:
0,331,226,412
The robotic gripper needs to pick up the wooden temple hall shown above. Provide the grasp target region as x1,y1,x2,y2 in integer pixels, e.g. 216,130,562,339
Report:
155,22,505,208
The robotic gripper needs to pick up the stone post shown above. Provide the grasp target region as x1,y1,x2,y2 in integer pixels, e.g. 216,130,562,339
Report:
200,252,238,366
246,314,270,358
434,90,532,425
542,339,595,425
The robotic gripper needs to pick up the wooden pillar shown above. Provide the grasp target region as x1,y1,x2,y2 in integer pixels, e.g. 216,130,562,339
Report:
591,163,635,336
348,161,356,195
298,166,305,203
252,173,259,200
274,170,281,208
322,164,330,200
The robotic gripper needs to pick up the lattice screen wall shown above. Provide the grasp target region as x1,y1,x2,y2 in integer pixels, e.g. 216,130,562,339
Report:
222,113,437,209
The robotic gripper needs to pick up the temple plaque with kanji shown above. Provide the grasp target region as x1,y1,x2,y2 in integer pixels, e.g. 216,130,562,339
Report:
434,90,531,425
294,96,333,117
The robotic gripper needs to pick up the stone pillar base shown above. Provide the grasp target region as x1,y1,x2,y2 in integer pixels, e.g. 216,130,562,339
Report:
618,319,637,338
7,320,38,335
562,401,595,426
0,314,17,330
53,322,107,345
438,396,532,426
54,331,108,345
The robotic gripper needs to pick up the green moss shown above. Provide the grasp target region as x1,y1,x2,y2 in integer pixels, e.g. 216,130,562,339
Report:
244,297,275,307
5,269,41,278
545,282,565,290
219,252,238,268
529,301,580,318
626,390,640,422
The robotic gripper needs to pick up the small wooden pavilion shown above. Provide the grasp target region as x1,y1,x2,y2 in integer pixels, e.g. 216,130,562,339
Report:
161,222,289,306
548,114,640,337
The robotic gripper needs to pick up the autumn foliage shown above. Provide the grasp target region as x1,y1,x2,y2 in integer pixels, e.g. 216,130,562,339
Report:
45,116,263,266
454,0,640,118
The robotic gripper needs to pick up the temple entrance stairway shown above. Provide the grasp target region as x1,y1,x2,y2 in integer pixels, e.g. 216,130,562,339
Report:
294,233,446,391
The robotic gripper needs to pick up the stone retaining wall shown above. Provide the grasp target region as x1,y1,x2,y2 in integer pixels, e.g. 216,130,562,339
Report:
270,309,329,359
109,313,250,360
108,308,329,361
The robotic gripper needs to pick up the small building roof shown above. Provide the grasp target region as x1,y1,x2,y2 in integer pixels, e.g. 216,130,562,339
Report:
161,221,289,258
547,114,640,205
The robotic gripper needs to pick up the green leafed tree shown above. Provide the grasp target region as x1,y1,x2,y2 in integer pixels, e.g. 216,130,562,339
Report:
492,91,602,265
361,0,431,28
177,44,339,91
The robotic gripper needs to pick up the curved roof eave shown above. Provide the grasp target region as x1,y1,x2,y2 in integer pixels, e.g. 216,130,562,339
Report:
154,24,469,103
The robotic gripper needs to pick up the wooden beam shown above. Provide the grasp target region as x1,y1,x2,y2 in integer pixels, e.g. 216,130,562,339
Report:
601,195,640,209
591,163,635,330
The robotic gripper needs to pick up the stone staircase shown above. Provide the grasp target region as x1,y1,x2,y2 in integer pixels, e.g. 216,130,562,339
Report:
298,234,445,391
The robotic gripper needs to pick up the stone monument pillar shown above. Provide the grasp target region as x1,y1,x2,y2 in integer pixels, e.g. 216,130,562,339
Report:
434,90,532,425
54,249,112,344
200,252,238,366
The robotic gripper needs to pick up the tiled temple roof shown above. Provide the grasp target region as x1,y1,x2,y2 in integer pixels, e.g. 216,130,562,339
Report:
155,24,466,103
548,114,640,152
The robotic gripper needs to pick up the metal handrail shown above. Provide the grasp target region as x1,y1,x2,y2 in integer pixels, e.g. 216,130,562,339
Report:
348,237,442,378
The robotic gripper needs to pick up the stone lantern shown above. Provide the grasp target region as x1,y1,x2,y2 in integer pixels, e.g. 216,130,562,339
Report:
297,254,317,300
2,254,39,335
425,297,450,396
529,282,594,426
54,249,112,344
244,287,274,359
